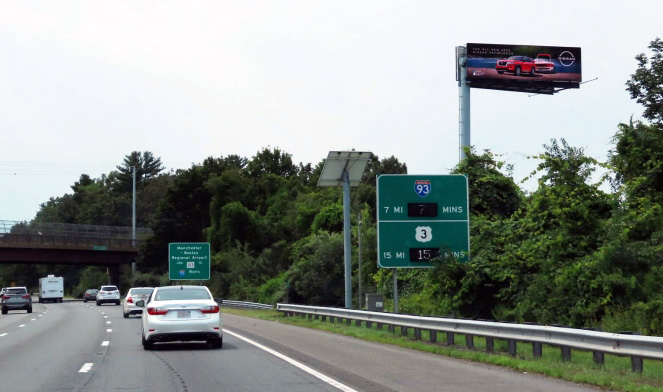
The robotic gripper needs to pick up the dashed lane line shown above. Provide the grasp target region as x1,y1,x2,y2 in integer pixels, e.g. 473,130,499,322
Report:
79,363,94,373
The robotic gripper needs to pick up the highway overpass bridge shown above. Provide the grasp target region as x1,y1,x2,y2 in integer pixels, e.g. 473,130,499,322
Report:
0,220,152,285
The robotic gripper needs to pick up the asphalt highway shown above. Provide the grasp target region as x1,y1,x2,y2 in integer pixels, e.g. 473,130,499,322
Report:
0,300,601,392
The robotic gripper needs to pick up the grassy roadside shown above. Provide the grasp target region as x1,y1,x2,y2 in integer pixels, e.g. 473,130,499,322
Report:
222,308,663,392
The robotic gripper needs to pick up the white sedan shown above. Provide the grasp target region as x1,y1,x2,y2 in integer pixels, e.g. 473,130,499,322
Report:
137,285,223,350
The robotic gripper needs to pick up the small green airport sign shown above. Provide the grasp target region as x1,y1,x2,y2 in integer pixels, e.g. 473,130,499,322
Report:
168,242,211,280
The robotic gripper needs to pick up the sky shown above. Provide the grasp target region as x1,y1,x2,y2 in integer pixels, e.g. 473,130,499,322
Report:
1,0,661,223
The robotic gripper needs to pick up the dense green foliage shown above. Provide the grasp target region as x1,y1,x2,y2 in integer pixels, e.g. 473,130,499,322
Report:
4,39,663,336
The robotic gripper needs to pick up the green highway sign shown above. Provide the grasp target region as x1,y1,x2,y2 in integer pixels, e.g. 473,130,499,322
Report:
168,242,211,280
377,175,469,268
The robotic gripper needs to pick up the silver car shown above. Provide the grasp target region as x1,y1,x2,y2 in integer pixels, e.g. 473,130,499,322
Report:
123,287,154,318
137,285,222,350
1,287,33,314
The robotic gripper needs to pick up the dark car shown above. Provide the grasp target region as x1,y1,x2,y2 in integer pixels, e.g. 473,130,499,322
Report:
1,287,33,314
84,289,99,303
496,55,536,76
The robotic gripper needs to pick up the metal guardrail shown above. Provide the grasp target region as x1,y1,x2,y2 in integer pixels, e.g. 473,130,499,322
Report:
218,299,273,310
277,303,663,372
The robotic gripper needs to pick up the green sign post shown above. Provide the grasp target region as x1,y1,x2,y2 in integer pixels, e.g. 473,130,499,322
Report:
377,175,469,268
168,242,211,280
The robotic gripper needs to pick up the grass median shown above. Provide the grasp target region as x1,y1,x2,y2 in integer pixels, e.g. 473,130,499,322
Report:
222,307,663,392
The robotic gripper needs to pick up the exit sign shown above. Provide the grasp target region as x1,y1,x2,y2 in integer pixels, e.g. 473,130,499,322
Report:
168,242,211,280
377,175,469,268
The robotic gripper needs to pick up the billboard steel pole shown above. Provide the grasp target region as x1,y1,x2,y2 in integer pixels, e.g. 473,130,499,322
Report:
458,46,470,161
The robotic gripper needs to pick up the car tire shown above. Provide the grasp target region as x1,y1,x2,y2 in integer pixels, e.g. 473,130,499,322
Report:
123,312,129,319
84,299,87,303
497,70,504,74
530,67,536,76
96,301,101,306
514,66,521,76
116,301,120,306
208,338,223,349
1,307,7,315
142,334,153,350
27,307,32,314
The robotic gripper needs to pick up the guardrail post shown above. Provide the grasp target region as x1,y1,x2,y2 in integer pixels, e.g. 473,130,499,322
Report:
561,346,572,361
321,315,327,322
429,330,437,343
345,318,351,325
533,342,542,358
486,337,494,352
356,320,362,327
465,334,474,349
631,356,644,373
401,326,408,337
508,339,517,356
315,314,320,320
414,328,421,340
389,324,395,333
376,322,383,330
366,321,372,328
593,351,604,365
308,314,313,321
447,332,455,346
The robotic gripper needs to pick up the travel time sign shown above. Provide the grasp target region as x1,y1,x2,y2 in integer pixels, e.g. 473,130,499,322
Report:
377,175,469,268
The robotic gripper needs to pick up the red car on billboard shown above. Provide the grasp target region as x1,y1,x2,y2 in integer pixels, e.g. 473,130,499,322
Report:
534,54,555,73
495,55,536,76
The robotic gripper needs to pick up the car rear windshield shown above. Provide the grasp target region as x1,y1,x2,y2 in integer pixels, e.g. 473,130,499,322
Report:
6,288,27,294
101,286,118,291
154,288,211,301
130,288,153,295
86,289,98,294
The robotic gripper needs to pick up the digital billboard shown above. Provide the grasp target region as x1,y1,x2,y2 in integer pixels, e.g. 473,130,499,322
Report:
465,43,581,94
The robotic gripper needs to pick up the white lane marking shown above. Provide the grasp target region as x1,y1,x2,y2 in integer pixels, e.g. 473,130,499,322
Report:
19,324,25,328
103,316,107,318
79,363,94,373
31,319,36,321
106,321,111,324
101,341,109,346
0,333,7,337
224,330,358,392
38,315,43,317
107,329,112,332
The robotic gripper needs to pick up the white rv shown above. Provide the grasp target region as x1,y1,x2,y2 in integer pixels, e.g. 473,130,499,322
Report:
39,275,64,303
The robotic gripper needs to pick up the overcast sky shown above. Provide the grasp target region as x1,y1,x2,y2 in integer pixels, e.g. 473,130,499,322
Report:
1,1,661,223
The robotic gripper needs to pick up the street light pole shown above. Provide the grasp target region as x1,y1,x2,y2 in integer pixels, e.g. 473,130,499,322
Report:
131,166,136,274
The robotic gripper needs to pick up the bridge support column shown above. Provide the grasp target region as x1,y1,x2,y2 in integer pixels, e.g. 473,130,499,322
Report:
107,265,120,286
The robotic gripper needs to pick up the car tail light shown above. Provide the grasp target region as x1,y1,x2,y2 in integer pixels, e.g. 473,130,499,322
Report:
1,295,9,300
21,294,30,299
127,297,133,303
147,307,169,316
200,305,220,314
